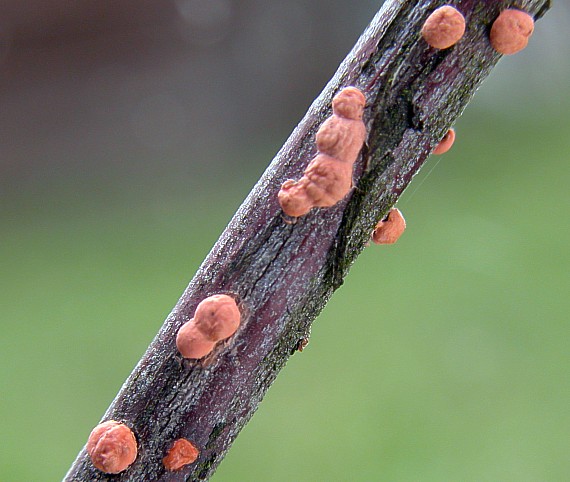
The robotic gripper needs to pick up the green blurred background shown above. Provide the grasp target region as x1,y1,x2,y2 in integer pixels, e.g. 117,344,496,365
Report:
1,1,569,480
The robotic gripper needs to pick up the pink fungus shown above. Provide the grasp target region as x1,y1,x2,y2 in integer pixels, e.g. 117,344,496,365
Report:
421,6,466,49
86,420,137,474
433,128,455,155
372,208,406,245
176,294,241,359
163,438,200,471
278,86,367,217
490,9,534,55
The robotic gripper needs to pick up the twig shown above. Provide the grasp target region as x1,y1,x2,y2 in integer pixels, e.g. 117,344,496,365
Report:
65,0,550,480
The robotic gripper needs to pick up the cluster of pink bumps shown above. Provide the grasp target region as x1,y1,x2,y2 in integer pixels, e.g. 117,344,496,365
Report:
278,87,367,217
421,5,534,55
86,294,241,474
85,3,537,476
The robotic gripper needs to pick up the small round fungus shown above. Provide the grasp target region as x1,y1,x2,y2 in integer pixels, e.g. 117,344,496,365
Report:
194,294,241,341
176,322,216,359
372,208,406,245
163,438,200,471
490,9,534,55
176,294,241,359
421,5,466,49
433,128,455,155
87,420,137,474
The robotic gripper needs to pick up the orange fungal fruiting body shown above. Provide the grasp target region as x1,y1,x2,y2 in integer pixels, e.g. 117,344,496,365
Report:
86,420,138,474
163,438,200,471
421,5,466,49
176,294,241,359
433,128,455,155
490,9,534,55
372,208,406,245
278,86,367,217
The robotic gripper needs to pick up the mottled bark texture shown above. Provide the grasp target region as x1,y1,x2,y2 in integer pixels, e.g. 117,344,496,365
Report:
65,0,550,480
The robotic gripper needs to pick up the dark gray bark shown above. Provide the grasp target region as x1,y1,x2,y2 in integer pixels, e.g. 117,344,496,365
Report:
65,0,550,480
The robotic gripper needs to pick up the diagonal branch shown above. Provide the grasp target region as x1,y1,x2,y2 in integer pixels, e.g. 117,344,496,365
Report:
65,0,550,480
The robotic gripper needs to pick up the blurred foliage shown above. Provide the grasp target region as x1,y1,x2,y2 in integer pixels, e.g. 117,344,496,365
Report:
1,1,569,481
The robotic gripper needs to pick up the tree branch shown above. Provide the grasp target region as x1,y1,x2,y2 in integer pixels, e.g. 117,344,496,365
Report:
65,0,550,480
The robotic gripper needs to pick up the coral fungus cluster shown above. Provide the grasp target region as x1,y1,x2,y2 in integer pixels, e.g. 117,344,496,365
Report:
278,86,367,217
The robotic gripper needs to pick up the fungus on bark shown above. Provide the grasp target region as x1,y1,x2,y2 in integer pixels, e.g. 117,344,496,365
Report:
372,208,407,245
63,1,552,480
163,438,200,471
433,128,456,155
176,294,241,359
490,9,535,55
278,86,367,217
86,421,137,474
421,5,466,49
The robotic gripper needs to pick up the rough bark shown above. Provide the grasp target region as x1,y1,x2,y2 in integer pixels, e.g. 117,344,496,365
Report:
65,0,550,480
